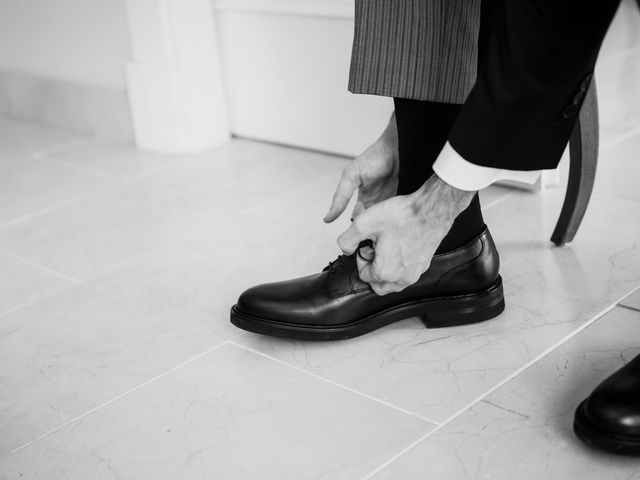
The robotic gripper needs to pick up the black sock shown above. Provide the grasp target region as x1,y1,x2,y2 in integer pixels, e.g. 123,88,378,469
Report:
393,97,485,254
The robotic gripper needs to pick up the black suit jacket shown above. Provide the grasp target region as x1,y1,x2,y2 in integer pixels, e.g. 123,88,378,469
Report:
449,0,621,171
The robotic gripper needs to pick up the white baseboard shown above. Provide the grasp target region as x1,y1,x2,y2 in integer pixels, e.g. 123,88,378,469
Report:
213,0,353,18
0,69,133,141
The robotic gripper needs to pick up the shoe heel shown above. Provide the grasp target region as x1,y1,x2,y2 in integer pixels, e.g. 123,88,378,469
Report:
419,276,505,329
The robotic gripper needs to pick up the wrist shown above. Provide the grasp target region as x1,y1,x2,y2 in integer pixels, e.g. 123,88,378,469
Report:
410,175,476,225
378,112,398,152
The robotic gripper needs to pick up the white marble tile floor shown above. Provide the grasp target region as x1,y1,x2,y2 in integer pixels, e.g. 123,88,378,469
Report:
1,114,639,478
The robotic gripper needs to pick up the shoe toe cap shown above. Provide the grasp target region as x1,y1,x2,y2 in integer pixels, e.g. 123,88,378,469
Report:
236,283,278,317
584,391,640,436
234,274,325,324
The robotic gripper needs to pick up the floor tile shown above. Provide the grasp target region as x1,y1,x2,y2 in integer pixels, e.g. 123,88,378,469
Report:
370,307,640,480
0,157,119,228
620,288,640,311
0,117,85,166
0,140,346,281
0,343,433,479
0,253,73,315
235,187,640,423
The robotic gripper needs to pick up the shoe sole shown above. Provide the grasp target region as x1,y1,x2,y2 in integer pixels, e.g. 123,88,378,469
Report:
229,276,505,341
574,399,640,455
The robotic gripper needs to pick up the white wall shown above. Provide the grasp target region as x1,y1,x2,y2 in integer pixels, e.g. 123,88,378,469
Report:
0,0,131,90
214,0,392,157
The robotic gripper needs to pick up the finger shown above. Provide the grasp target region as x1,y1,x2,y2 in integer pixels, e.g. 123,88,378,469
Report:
337,219,371,255
359,231,395,283
351,201,366,220
323,165,360,223
369,281,406,296
357,254,376,284
358,244,375,262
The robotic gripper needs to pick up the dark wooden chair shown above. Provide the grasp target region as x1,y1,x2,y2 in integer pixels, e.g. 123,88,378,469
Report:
551,0,640,245
551,79,598,246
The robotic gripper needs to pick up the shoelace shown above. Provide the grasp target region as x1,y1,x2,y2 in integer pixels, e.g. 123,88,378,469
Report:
326,254,349,275
324,240,375,275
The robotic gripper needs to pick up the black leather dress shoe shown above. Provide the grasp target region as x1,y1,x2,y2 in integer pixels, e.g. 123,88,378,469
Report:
230,228,504,341
574,353,640,455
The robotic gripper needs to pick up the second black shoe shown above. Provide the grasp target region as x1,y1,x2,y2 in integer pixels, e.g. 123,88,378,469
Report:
230,228,505,341
574,353,640,455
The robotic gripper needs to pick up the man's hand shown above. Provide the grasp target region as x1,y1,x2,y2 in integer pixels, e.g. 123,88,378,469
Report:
324,113,399,223
337,175,475,295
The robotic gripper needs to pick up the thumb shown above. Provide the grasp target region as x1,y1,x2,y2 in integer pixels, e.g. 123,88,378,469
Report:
324,166,360,223
337,219,371,255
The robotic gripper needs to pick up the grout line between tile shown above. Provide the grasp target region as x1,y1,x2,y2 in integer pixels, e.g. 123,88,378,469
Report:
47,157,124,181
1,250,81,284
30,136,98,160
7,336,241,456
0,200,88,230
359,295,628,480
231,134,355,160
618,283,640,311
0,283,78,320
27,135,182,184
619,303,640,314
228,340,441,427
600,124,640,151
619,303,640,313
0,246,163,321
0,184,122,230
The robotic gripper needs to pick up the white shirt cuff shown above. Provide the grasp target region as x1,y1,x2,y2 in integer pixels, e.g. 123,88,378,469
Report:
432,142,542,191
